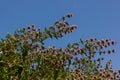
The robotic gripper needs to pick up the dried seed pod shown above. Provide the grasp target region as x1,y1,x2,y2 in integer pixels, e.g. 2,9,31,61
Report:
66,13,72,18
108,50,111,54
111,41,116,45
112,49,115,53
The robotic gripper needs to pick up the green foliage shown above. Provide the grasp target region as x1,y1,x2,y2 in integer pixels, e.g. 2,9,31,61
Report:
0,13,120,80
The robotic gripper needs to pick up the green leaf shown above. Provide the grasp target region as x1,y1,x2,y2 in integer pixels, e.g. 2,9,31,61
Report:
54,21,59,25
17,66,23,75
21,45,30,60
80,39,84,44
22,70,28,80
49,26,55,33
67,43,71,48
6,33,15,40
45,28,50,34
72,43,79,49
45,28,53,38
53,32,58,40
0,60,4,66
53,70,59,80
38,32,42,37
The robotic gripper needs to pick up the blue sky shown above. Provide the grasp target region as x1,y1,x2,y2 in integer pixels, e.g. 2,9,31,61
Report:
0,0,120,70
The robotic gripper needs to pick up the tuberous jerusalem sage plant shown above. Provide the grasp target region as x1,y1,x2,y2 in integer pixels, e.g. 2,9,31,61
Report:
0,13,119,80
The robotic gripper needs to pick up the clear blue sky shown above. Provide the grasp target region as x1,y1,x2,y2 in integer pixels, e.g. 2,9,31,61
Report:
0,0,120,70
